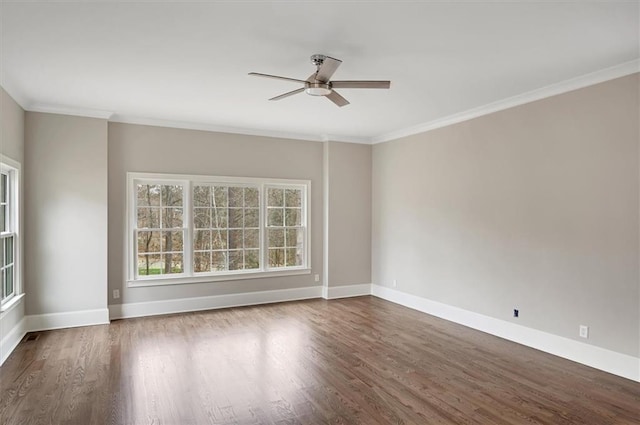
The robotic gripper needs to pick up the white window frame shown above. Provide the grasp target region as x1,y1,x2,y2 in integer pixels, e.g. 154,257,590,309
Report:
1,156,21,309
132,178,189,281
264,184,308,271
127,172,311,287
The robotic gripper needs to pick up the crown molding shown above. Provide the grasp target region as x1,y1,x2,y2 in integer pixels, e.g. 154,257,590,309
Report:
109,114,371,144
322,133,372,144
372,59,640,144
28,103,114,120
109,114,329,143
0,76,31,110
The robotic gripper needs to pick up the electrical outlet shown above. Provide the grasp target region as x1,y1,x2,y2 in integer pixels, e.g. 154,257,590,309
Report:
513,309,519,318
314,274,320,282
579,325,589,339
392,279,397,288
113,289,120,299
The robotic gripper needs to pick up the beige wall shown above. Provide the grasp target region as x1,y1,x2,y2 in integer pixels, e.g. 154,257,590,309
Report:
372,74,640,357
1,87,24,164
325,141,372,286
108,123,324,304
25,112,108,315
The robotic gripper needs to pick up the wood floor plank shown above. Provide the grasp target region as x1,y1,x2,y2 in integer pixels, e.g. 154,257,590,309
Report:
1,296,639,424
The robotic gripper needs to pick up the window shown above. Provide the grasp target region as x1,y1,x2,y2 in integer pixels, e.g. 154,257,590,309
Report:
266,186,304,268
136,183,185,277
193,185,260,272
128,173,310,285
1,159,19,306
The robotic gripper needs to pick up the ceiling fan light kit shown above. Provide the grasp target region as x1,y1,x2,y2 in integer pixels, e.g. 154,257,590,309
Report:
249,54,391,107
305,82,331,96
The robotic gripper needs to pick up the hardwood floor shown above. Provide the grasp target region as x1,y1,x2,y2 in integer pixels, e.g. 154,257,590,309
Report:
1,296,639,424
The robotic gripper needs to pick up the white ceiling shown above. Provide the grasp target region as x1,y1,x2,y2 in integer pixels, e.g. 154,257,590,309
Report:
1,1,638,143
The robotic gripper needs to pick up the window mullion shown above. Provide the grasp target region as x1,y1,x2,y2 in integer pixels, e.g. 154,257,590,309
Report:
184,180,193,276
261,184,268,272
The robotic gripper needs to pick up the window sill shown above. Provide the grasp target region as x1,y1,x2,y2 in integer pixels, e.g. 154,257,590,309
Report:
0,293,25,315
128,268,311,288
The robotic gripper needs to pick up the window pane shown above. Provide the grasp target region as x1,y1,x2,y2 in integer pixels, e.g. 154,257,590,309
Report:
269,249,285,268
5,266,12,297
285,189,301,207
229,208,243,228
268,229,284,248
161,231,183,252
193,186,211,207
285,208,301,226
245,250,259,269
211,209,228,228
1,270,4,299
0,205,5,233
245,187,259,207
194,252,211,273
228,187,244,208
229,250,243,270
212,230,228,249
286,248,302,267
213,187,228,207
228,229,243,249
244,229,259,249
194,230,211,251
137,208,159,228
166,253,183,274
212,251,227,271
162,208,183,228
268,188,284,207
171,231,184,252
5,236,13,264
268,208,283,227
138,254,162,275
194,208,211,229
285,229,301,248
161,185,183,206
245,208,259,228
137,184,160,206
0,241,4,268
0,174,6,203
138,231,161,253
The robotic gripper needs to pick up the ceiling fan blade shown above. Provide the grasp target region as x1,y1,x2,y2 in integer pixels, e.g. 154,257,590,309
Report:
331,81,391,89
326,90,350,107
315,56,342,82
269,88,305,101
249,72,306,84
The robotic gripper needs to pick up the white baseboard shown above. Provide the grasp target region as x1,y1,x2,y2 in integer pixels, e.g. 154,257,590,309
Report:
371,284,640,382
26,308,110,332
109,285,323,319
323,283,372,299
0,317,26,366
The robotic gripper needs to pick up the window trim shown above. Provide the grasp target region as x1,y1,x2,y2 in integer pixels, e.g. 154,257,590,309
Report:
264,183,308,271
0,156,21,307
126,172,311,287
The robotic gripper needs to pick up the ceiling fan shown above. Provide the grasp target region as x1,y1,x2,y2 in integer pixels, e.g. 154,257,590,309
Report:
249,54,391,107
